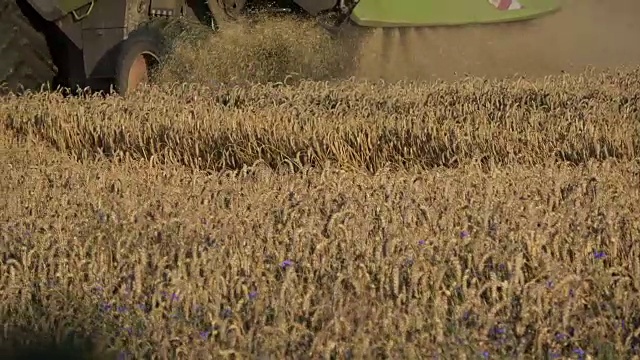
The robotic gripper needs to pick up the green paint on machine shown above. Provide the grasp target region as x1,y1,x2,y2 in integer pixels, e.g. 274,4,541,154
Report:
350,0,562,27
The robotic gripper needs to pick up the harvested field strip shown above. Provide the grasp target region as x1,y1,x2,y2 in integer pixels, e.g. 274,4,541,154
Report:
1,133,640,358
2,68,639,171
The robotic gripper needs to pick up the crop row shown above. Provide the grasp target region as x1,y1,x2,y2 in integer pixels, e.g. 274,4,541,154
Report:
1,68,638,172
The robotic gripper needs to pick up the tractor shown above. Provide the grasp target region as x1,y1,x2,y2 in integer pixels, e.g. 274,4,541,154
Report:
0,0,561,95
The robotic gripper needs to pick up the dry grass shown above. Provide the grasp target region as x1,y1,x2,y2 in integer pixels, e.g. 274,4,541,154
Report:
1,131,640,359
2,11,640,359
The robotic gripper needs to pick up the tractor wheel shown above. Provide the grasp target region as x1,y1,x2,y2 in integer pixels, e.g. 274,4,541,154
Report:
0,0,57,94
114,26,165,96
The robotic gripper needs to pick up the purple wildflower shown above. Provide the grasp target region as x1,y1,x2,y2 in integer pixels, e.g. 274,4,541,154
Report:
204,235,216,248
344,349,353,359
481,350,489,359
280,259,294,269
594,250,606,260
170,293,180,302
91,285,103,294
462,311,470,321
200,330,210,340
97,210,107,224
221,307,232,319
249,291,258,300
418,240,426,246
573,348,585,359
117,305,128,313
99,303,112,312
460,230,470,239
546,279,554,289
492,326,505,335
555,332,567,341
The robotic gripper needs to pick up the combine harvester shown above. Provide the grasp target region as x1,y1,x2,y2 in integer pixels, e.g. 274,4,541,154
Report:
0,0,561,95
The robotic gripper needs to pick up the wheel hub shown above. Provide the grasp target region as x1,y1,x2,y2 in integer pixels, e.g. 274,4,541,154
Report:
128,54,148,92
126,51,159,94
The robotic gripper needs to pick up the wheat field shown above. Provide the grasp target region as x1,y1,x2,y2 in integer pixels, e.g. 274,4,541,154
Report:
2,8,640,360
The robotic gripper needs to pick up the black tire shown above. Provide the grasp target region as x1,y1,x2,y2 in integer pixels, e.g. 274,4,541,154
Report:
114,26,166,96
0,0,57,94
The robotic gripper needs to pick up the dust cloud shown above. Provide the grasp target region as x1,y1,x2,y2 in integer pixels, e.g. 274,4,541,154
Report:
158,0,640,85
349,0,640,82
